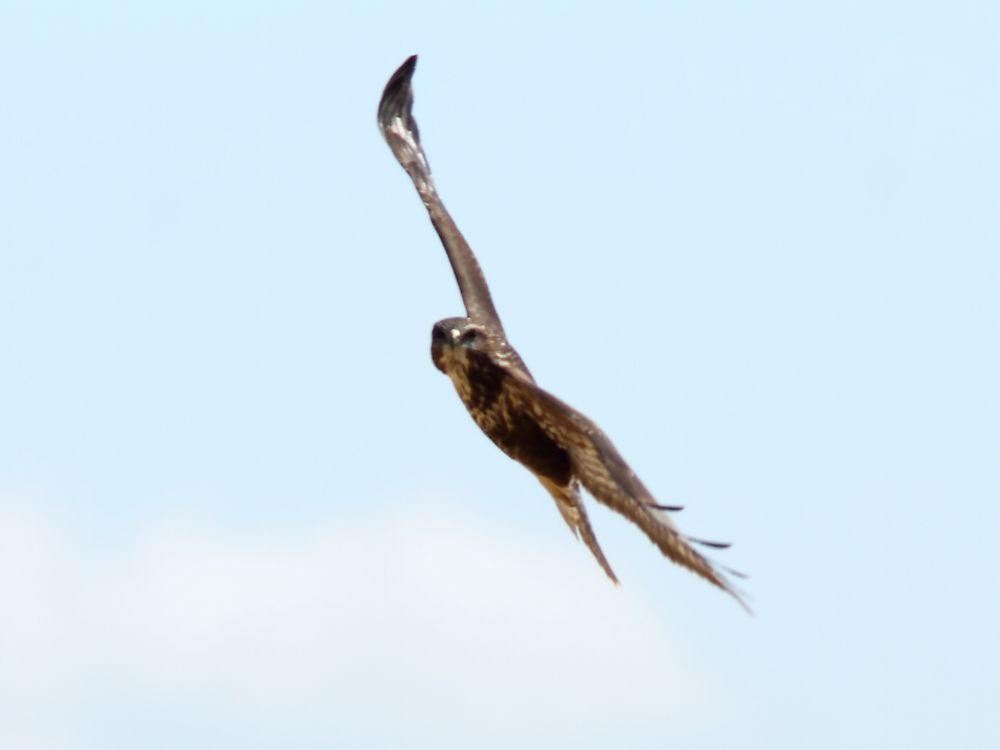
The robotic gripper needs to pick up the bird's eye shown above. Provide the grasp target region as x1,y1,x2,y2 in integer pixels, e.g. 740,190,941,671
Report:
460,328,480,344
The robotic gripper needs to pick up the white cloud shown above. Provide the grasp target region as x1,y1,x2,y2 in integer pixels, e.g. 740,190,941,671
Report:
0,499,727,749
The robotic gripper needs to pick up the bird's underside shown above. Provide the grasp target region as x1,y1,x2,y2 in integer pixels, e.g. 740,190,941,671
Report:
378,55,749,611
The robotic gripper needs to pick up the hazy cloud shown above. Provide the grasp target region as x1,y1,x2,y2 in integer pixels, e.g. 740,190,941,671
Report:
0,499,725,749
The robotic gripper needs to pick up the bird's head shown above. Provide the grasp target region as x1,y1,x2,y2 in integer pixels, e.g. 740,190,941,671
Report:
431,317,491,372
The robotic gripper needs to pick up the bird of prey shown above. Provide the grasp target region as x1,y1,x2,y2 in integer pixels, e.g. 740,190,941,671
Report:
378,55,747,609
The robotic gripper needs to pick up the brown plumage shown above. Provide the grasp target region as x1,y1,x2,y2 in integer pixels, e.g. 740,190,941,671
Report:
378,55,748,610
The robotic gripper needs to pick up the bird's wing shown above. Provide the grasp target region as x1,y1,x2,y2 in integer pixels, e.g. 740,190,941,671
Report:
538,476,619,585
505,373,749,609
377,55,503,329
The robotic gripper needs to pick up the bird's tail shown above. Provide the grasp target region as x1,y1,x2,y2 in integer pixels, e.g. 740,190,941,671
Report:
540,477,619,585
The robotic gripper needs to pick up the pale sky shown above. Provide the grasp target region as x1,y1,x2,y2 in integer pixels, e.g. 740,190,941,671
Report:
1,3,998,748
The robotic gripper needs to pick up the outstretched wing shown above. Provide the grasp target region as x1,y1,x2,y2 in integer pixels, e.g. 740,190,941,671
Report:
505,373,749,610
377,55,503,329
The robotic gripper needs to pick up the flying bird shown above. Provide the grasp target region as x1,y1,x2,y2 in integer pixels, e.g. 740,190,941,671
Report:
377,55,747,609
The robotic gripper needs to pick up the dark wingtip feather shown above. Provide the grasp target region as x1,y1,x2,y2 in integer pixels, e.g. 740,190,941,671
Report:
720,565,750,580
649,503,684,512
378,55,419,133
690,537,732,550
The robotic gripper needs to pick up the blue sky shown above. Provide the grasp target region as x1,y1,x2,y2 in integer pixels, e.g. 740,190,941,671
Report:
1,2,998,748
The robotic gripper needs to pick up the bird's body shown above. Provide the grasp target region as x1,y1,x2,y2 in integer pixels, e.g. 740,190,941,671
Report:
378,56,747,608
433,322,552,478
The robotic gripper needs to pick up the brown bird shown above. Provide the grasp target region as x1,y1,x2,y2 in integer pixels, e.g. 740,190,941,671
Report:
378,55,747,609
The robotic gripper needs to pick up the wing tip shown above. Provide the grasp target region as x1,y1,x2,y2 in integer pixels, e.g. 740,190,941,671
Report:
397,53,418,81
710,567,754,615
729,586,755,616
688,536,732,550
378,54,419,132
